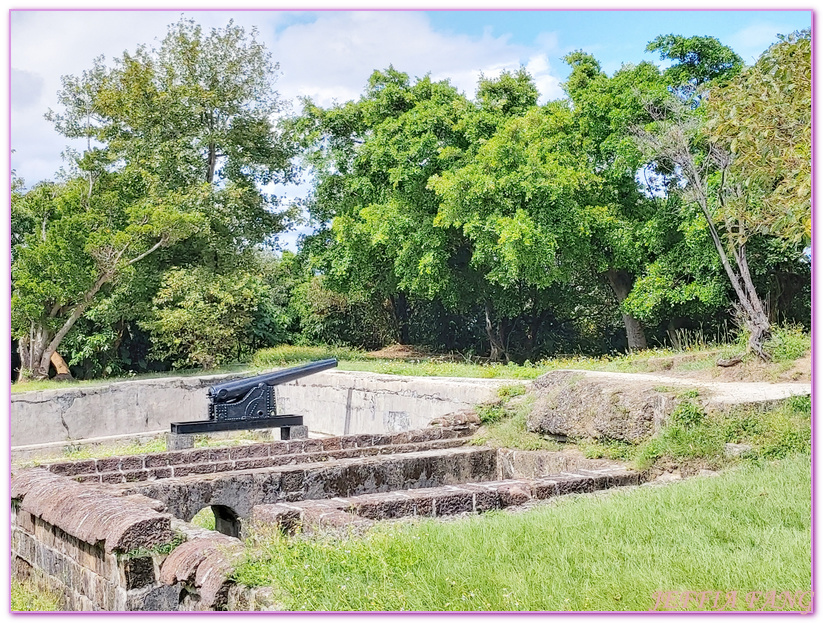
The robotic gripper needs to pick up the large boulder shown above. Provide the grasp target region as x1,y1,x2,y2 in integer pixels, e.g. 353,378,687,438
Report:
526,371,679,443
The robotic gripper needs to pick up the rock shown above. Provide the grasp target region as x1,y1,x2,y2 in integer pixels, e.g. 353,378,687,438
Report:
429,409,480,428
655,471,682,482
526,371,675,443
724,443,753,457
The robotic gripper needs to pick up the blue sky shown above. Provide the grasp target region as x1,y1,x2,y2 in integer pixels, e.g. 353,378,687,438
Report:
427,10,811,69
9,8,812,248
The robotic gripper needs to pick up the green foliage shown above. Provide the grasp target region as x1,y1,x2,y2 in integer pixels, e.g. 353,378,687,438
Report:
234,456,810,611
765,325,810,362
191,507,217,531
13,18,296,379
141,266,275,369
669,399,705,427
497,384,527,398
705,30,811,246
646,34,742,87
289,276,394,349
122,531,185,558
11,579,62,611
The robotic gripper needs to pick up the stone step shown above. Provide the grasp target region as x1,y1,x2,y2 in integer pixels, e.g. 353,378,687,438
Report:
252,466,645,534
74,437,471,485
117,446,500,525
42,425,474,483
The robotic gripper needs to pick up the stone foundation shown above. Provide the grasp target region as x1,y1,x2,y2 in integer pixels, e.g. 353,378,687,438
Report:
11,424,644,612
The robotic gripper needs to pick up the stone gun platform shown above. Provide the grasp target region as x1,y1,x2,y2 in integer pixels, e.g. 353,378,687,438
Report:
12,422,646,611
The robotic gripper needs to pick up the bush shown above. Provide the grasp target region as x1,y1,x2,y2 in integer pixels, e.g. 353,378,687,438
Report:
141,267,277,369
766,325,810,362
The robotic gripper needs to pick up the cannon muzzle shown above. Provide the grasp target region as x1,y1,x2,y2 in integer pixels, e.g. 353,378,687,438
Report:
208,358,338,403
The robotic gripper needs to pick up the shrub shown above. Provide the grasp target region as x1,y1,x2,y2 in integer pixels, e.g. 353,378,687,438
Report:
766,325,810,362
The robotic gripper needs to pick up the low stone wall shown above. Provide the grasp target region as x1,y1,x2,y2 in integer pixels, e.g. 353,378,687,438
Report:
11,469,276,611
12,370,517,449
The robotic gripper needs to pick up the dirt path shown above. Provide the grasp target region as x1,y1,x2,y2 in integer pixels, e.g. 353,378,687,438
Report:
559,369,811,406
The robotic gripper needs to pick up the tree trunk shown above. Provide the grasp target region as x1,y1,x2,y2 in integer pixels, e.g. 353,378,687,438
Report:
395,292,410,345
526,309,549,360
17,323,51,382
207,142,217,184
605,269,648,351
50,351,74,381
484,301,508,362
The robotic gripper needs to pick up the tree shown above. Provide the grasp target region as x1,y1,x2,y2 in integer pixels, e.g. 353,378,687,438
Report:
140,265,273,369
647,34,742,90
12,172,202,379
633,31,811,359
13,19,295,379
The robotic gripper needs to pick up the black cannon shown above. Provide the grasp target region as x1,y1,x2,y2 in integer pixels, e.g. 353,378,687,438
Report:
170,358,337,440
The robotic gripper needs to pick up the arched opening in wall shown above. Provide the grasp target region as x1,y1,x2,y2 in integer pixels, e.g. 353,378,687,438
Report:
191,505,242,538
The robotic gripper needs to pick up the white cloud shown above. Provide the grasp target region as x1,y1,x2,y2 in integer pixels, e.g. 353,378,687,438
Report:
269,11,546,106
10,9,568,193
726,22,797,64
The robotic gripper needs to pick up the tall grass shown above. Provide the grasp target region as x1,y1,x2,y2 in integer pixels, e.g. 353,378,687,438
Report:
11,578,62,611
234,455,811,612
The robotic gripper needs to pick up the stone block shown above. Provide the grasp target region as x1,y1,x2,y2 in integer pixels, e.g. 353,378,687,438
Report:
166,433,195,451
286,425,309,440
252,504,303,533
229,444,269,460
233,457,273,471
605,469,641,487
432,491,473,516
149,467,173,480
554,474,594,496
119,556,155,590
49,460,97,477
212,461,235,473
125,584,181,611
301,439,324,454
269,441,290,456
120,456,145,471
101,473,125,484
532,479,559,500
459,484,500,512
208,447,232,462
497,482,533,507
96,458,121,473
280,470,305,493
320,437,342,451
123,470,150,483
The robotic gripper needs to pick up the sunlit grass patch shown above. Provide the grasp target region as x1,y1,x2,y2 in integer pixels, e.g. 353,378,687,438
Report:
234,456,810,612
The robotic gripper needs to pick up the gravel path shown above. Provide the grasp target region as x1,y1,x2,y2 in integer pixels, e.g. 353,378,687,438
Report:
560,369,811,406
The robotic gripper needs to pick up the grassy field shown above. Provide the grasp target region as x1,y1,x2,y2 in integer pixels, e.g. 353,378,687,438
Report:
233,454,811,612
11,325,809,394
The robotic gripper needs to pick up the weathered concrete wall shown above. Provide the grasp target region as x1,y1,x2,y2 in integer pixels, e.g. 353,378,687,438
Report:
12,370,517,449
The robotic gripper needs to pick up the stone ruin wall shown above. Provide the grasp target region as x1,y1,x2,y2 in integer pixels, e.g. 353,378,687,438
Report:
11,426,478,611
12,420,643,612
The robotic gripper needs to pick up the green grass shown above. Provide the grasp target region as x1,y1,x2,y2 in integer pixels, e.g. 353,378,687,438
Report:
11,578,62,611
12,327,810,394
582,395,811,471
765,325,811,362
252,345,369,367
191,507,217,531
234,455,811,612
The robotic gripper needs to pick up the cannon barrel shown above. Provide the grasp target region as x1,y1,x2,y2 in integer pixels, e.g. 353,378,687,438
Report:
208,358,338,402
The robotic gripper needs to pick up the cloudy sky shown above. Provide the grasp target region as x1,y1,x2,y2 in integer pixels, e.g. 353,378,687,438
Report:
9,7,812,248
